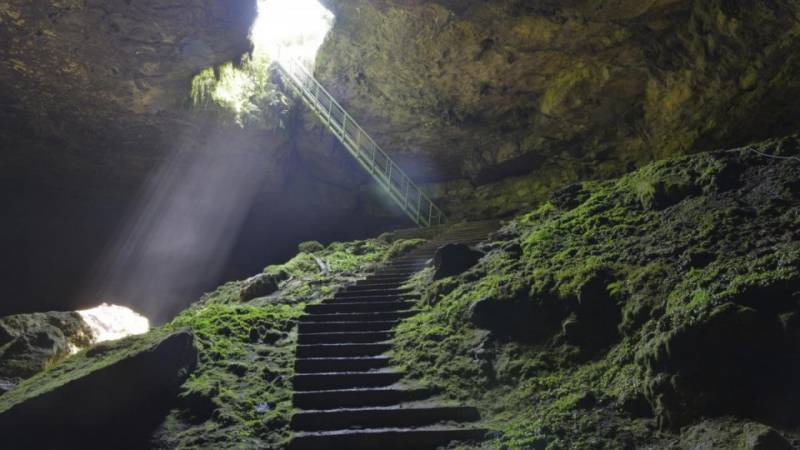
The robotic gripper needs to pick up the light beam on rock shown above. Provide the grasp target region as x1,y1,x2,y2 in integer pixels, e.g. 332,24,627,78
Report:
77,303,150,343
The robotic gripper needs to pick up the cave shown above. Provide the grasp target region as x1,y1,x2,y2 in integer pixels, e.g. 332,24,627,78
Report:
2,0,800,449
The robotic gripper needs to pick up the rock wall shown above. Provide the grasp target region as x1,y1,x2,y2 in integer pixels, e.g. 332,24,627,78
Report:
315,0,800,218
1,138,799,448
0,311,93,391
392,136,800,448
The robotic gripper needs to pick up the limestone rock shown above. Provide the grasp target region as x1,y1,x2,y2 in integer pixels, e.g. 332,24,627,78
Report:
549,183,589,211
743,423,794,450
317,0,800,218
468,296,540,340
433,243,484,280
239,274,280,302
637,303,799,428
0,311,93,389
0,328,198,445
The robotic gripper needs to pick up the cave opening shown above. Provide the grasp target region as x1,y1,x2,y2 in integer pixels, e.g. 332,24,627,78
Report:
251,0,335,66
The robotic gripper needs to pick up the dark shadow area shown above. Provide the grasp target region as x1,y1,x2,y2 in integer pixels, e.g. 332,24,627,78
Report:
1,386,180,450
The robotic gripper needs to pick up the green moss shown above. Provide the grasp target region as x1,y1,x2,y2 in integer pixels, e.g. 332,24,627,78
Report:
297,241,324,254
0,327,179,413
263,252,320,281
391,137,800,448
383,239,426,261
157,303,303,448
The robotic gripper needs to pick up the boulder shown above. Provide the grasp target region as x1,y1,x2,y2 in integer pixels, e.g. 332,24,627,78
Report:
239,274,280,302
469,297,538,339
0,328,197,444
0,311,93,390
433,244,484,280
743,423,793,450
637,304,798,428
549,183,589,211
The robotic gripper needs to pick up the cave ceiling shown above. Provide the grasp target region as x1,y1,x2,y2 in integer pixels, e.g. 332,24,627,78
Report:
3,0,800,209
3,0,800,314
317,0,800,187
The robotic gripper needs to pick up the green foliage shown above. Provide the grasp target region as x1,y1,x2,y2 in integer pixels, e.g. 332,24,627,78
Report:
190,55,290,128
297,241,324,254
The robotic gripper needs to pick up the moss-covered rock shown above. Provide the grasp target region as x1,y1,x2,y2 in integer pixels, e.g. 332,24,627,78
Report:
0,328,197,447
0,230,430,449
318,0,800,222
0,311,93,389
392,136,800,448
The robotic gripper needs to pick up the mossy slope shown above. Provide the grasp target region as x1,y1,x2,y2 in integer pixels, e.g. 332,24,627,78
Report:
393,136,800,449
0,232,427,449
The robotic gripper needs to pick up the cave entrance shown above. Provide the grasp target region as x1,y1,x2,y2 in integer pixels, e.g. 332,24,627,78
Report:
251,0,335,67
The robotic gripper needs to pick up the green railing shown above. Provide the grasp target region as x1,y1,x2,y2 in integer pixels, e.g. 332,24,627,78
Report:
277,60,447,228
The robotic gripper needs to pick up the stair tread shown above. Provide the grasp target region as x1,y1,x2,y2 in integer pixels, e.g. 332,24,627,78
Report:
293,403,477,415
288,220,499,447
295,369,399,376
301,320,398,325
299,312,417,322
293,383,426,395
297,343,393,348
300,330,394,336
293,425,488,437
296,356,391,361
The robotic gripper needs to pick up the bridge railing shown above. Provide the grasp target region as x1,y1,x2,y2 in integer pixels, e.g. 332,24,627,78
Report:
277,59,447,228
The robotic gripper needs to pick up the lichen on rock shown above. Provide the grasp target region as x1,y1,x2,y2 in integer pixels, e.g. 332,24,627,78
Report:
0,311,94,391
391,136,800,449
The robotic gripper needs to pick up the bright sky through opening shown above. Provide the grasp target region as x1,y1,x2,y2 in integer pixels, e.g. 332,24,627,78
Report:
251,0,335,67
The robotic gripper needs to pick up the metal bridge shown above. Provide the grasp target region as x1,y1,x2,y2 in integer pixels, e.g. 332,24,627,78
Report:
277,60,447,228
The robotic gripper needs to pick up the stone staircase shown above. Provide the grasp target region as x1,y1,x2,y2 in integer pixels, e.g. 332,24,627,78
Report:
288,220,503,450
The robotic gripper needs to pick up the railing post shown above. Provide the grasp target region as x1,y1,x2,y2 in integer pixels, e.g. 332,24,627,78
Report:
416,190,422,224
355,128,361,158
370,145,376,174
403,178,410,209
277,61,445,228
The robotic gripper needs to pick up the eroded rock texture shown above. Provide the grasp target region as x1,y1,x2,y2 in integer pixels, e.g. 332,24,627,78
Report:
0,0,406,317
0,311,93,390
0,328,198,448
316,0,800,217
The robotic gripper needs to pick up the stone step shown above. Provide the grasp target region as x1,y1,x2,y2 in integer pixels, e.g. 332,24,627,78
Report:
355,277,410,286
299,311,417,323
335,288,412,299
305,301,415,315
288,426,488,450
324,294,418,304
290,405,481,431
299,321,398,334
371,269,416,277
393,256,434,263
293,371,403,391
294,356,391,374
346,282,406,291
426,232,495,241
292,386,432,410
297,343,393,358
387,261,432,268
298,331,394,345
